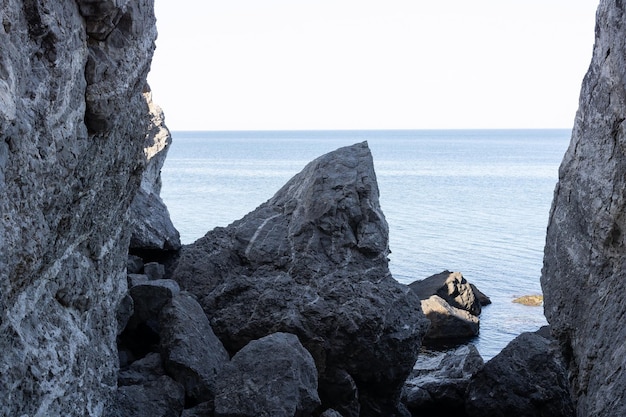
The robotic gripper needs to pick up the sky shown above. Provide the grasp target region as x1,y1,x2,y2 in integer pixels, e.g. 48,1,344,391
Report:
147,1,599,131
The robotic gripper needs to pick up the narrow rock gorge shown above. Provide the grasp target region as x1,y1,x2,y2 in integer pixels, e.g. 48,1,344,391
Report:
0,1,157,415
541,0,626,415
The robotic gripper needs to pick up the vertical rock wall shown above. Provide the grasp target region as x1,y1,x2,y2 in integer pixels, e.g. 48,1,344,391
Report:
541,1,626,415
0,0,156,415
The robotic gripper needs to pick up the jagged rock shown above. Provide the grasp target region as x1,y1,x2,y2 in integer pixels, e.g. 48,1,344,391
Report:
421,295,479,340
116,293,134,335
402,345,484,416
540,3,626,416
118,352,165,386
116,375,185,417
129,88,181,253
214,332,320,417
127,279,180,330
321,410,345,417
465,330,574,417
409,270,483,315
159,293,229,405
319,368,360,417
181,402,215,417
173,142,429,416
128,273,149,288
469,283,491,306
0,1,157,415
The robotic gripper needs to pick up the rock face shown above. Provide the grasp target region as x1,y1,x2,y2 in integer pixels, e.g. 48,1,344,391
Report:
129,87,181,253
0,1,157,415
541,1,626,415
465,330,574,417
173,142,429,416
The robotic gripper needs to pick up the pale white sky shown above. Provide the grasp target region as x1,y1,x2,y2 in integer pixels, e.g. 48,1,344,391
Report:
147,0,599,131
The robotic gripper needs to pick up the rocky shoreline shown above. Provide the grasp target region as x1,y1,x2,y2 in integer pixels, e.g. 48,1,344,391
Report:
3,0,626,416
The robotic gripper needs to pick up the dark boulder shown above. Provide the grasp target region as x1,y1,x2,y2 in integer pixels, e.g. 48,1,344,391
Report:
465,330,574,417
159,293,230,405
173,142,429,416
402,344,484,416
115,375,184,417
214,332,320,417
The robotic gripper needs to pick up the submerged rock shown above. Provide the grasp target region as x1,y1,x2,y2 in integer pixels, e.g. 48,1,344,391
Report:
173,142,429,416
541,1,626,415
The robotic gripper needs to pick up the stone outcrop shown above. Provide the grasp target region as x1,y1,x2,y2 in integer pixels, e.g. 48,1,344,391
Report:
465,329,574,417
541,1,626,415
129,87,181,254
0,1,157,415
173,142,430,416
214,332,321,417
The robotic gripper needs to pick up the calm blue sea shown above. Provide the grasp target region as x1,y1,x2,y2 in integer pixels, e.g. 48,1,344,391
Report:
160,129,571,360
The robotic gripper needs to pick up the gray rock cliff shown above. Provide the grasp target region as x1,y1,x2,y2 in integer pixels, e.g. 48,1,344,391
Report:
541,1,626,415
0,1,158,415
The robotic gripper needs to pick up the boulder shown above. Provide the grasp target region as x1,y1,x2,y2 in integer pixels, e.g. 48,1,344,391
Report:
118,352,165,387
214,332,320,417
159,293,230,405
144,262,165,280
409,270,482,315
402,344,484,415
116,375,185,417
181,402,215,417
465,330,574,417
173,142,429,416
540,2,626,415
0,1,157,415
420,295,479,341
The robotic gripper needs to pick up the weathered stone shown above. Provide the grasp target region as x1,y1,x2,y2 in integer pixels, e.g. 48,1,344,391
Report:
409,270,482,315
128,273,149,288
159,293,229,405
214,332,320,417
321,409,345,417
173,142,429,416
129,88,181,253
402,344,484,415
540,2,626,416
128,255,145,274
465,331,574,417
144,261,165,280
421,295,479,340
0,0,157,415
181,401,215,417
469,283,491,306
118,352,165,387
127,279,180,329
116,293,134,335
116,375,184,417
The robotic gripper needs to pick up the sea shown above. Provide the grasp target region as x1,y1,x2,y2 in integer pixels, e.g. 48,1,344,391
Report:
160,129,571,361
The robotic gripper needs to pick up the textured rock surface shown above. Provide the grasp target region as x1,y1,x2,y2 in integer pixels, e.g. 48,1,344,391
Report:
540,1,626,415
116,375,185,417
159,293,229,405
409,270,483,315
420,295,480,340
173,142,429,416
0,1,157,415
465,331,573,417
402,344,484,416
214,332,321,417
129,88,180,253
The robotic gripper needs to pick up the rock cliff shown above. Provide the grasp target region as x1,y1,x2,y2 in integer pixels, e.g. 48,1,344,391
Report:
541,0,626,415
0,1,157,415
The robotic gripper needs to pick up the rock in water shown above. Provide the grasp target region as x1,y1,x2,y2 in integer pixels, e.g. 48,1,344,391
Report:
541,1,626,415
0,1,157,415
173,142,429,416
